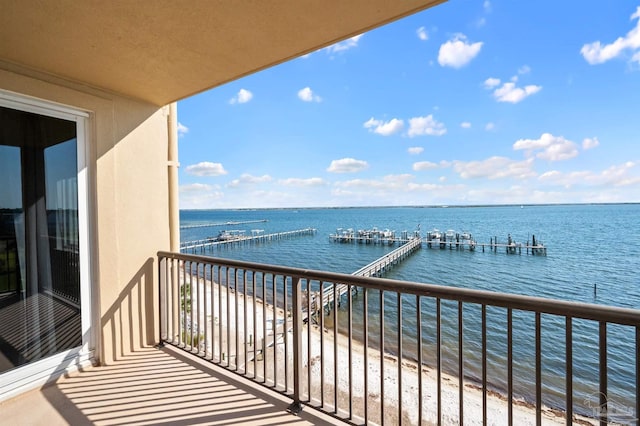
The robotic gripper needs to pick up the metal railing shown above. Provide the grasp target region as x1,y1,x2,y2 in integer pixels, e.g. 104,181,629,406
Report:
158,250,640,425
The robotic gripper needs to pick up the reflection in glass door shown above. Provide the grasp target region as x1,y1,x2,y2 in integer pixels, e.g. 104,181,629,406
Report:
0,106,81,374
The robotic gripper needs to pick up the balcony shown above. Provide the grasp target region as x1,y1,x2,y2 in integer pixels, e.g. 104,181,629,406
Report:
4,251,639,425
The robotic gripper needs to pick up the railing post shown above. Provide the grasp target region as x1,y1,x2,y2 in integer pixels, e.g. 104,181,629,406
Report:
156,255,165,347
288,276,303,414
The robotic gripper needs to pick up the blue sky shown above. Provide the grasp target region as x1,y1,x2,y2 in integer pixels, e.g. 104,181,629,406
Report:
177,0,640,209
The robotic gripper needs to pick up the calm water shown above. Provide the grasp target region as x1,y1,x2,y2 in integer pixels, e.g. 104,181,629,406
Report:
180,204,640,415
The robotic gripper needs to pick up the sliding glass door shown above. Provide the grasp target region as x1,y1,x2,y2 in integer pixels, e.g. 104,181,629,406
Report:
0,103,85,376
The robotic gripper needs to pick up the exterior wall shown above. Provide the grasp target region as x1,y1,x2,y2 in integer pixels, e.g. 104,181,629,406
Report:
0,65,171,365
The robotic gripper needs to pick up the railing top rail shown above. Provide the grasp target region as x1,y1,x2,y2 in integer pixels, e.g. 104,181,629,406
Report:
158,250,640,326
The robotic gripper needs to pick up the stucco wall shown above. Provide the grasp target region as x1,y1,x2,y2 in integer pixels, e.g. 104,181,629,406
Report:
0,65,170,365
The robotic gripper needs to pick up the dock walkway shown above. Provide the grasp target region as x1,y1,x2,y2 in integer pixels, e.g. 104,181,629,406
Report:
180,228,316,252
180,219,267,230
310,237,422,317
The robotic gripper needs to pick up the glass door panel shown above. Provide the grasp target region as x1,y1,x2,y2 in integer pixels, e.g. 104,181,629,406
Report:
0,106,81,374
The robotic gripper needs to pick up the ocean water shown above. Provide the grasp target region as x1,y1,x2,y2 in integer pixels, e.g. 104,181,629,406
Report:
180,204,640,415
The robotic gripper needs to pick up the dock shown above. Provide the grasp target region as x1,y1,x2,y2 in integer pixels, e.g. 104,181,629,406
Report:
310,237,423,318
180,219,268,230
180,228,316,253
330,227,421,245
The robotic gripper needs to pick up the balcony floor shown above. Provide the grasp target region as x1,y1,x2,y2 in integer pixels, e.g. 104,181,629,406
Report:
2,345,341,425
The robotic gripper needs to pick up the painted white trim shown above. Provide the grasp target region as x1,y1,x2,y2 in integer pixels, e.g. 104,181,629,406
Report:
0,92,95,402
0,89,89,119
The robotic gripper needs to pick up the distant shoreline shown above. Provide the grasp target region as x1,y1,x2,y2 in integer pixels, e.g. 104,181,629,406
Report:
179,202,640,212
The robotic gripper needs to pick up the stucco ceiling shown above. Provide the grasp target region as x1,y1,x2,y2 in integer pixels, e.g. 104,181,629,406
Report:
0,0,444,106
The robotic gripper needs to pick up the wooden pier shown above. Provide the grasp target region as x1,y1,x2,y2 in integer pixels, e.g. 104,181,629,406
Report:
180,228,316,253
180,219,267,230
311,237,423,316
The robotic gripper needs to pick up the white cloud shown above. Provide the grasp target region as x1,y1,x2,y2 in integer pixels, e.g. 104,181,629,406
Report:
438,34,483,68
539,162,639,188
227,173,272,187
413,161,439,171
582,137,600,150
492,81,542,103
298,87,322,102
518,65,531,75
483,1,491,13
417,26,428,41
483,78,501,89
179,183,224,208
407,115,447,137
453,157,536,180
327,158,369,173
177,122,189,137
229,88,253,104
363,117,404,136
460,122,472,129
513,133,579,161
326,34,363,53
408,147,424,155
581,7,640,65
185,161,228,176
278,177,326,187
485,122,495,131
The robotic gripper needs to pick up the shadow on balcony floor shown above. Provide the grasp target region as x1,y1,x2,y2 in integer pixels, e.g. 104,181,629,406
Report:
2,345,340,425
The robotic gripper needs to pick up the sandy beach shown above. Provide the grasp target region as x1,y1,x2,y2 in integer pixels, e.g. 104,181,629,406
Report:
172,274,598,425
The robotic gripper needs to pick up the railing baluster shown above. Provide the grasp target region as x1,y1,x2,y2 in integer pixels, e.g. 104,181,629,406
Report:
334,282,339,414
320,281,325,409
566,317,572,425
536,312,541,426
218,265,223,363
288,276,303,414
482,304,487,426
348,284,353,420
306,280,311,403
508,308,513,426
459,301,464,426
417,295,422,426
437,298,441,426
182,260,187,347
599,321,607,426
273,274,277,388
398,292,403,425
262,272,267,382
364,288,369,424
243,270,248,374
252,270,257,378
234,269,239,371
636,326,639,426
285,275,289,393
203,264,208,358
226,266,230,367
190,262,195,350
380,290,385,426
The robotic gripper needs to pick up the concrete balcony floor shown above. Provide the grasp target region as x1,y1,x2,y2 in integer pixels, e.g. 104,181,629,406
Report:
2,345,340,425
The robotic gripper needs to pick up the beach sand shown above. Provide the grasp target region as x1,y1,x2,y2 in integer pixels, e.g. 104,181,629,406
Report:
173,275,597,425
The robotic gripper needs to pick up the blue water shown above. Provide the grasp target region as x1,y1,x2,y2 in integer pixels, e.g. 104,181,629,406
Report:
180,204,640,415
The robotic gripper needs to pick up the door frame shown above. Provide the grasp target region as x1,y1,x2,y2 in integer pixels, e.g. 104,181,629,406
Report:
0,89,95,401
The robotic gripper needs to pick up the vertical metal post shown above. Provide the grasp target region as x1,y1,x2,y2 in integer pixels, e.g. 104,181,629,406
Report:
348,285,353,420
157,255,165,347
599,321,607,426
287,277,303,414
566,317,572,425
320,281,325,408
458,301,463,425
417,295,422,426
536,312,541,426
436,298,441,426
482,305,487,425
398,292,403,425
285,276,289,392
507,308,513,426
364,288,369,424
380,290,386,426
